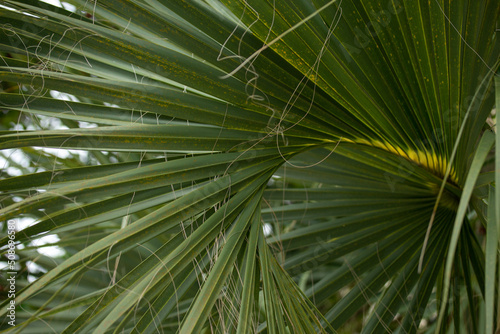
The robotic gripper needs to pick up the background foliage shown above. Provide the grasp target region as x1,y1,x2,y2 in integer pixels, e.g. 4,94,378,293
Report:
0,0,498,333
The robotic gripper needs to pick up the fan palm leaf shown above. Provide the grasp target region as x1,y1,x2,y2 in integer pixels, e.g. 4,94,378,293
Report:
0,0,498,333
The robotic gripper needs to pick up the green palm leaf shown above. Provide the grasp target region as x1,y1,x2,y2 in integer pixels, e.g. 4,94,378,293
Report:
0,0,498,332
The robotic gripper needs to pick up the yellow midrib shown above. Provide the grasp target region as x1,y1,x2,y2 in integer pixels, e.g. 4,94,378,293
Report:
345,138,459,184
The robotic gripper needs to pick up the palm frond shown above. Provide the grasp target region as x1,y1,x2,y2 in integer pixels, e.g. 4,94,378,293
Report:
0,0,498,333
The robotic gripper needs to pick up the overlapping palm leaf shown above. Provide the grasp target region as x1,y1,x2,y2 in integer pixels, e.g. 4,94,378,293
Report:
0,0,498,333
